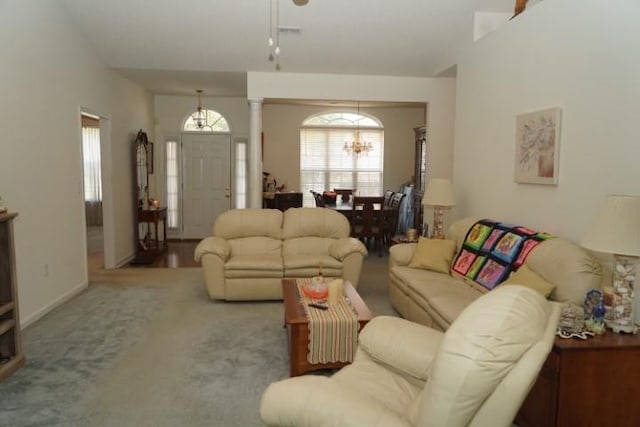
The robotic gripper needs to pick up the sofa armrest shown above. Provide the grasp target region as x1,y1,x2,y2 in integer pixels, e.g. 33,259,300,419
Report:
194,236,231,262
389,243,417,268
359,316,443,381
329,237,368,261
260,375,410,427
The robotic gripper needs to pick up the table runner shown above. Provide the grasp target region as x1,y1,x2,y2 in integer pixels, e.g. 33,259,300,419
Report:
296,279,359,364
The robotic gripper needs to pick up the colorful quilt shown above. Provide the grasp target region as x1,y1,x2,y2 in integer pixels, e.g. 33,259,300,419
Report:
451,219,553,292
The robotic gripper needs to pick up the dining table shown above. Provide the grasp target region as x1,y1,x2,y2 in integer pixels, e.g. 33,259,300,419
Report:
323,198,387,215
324,196,392,256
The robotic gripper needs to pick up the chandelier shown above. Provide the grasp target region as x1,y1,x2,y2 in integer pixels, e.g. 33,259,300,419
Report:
343,102,373,157
191,89,208,130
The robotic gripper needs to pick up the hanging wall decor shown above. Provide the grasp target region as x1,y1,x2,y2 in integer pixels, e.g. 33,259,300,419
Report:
514,107,562,185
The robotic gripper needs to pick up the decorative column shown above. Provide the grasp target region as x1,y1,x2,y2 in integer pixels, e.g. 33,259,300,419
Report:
248,98,263,208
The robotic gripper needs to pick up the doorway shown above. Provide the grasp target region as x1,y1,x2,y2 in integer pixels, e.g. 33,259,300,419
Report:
181,133,231,239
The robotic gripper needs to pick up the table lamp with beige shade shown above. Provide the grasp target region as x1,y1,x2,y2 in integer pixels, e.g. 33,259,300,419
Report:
422,178,455,239
582,194,640,333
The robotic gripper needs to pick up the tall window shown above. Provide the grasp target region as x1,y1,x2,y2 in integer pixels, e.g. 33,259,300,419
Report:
300,112,384,206
165,140,179,228
235,139,248,208
81,118,102,202
183,110,230,132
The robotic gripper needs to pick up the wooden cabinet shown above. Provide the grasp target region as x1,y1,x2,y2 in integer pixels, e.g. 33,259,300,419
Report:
413,126,427,193
275,192,303,211
0,212,25,382
413,126,427,233
516,333,640,426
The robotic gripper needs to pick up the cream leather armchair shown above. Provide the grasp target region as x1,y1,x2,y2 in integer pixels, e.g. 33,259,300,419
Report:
260,285,560,427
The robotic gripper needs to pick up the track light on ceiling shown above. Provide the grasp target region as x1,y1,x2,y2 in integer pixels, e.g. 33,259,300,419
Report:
268,0,281,69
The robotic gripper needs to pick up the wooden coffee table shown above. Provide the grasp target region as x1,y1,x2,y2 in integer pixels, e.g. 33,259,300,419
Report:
282,279,373,377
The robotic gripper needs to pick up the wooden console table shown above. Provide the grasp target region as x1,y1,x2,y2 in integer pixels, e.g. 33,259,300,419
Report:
133,207,167,264
516,332,640,426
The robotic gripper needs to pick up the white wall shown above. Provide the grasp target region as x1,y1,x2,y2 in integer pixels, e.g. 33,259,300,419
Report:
0,0,154,325
248,72,457,182
262,103,425,197
453,0,640,243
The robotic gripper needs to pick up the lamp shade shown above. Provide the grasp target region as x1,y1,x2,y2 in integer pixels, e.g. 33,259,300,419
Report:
582,194,640,256
422,178,455,207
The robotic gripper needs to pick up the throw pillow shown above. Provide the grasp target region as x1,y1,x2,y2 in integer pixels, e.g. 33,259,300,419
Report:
501,264,555,297
408,237,457,274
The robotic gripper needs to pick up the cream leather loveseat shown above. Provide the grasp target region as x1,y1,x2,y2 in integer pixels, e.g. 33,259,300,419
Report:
389,217,604,330
194,207,368,300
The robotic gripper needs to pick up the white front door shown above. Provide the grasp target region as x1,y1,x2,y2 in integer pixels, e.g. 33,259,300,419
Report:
182,133,231,239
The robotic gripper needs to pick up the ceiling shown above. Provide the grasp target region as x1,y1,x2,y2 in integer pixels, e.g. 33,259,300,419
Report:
56,0,515,97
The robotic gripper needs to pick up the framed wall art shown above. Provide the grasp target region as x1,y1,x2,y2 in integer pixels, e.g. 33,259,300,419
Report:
514,107,562,185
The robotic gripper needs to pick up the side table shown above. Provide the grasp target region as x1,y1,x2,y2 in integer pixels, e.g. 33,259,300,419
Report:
516,331,640,426
282,279,372,376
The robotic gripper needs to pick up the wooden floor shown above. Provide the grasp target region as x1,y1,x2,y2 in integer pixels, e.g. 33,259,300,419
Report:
127,240,200,268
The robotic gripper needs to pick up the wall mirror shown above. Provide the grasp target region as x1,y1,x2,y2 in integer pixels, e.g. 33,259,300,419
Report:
134,130,149,209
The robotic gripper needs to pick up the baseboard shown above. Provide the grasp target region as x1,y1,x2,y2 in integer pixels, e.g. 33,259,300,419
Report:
115,252,135,268
21,281,88,329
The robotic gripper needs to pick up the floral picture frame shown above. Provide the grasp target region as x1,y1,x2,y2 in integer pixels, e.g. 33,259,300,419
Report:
514,107,562,185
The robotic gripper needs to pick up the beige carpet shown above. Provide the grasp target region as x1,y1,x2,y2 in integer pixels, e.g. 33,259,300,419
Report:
0,252,397,427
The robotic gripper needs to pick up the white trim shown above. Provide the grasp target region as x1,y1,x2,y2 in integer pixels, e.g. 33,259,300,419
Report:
78,106,116,270
115,252,135,268
21,281,88,328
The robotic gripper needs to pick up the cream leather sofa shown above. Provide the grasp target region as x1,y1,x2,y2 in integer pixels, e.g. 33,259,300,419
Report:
389,217,604,330
261,285,561,427
194,207,368,300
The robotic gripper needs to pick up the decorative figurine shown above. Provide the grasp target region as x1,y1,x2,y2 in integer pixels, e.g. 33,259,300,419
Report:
558,303,585,335
584,289,606,334
557,303,595,339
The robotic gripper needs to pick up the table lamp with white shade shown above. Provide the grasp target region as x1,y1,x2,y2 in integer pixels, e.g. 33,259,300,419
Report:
422,178,455,239
582,194,640,333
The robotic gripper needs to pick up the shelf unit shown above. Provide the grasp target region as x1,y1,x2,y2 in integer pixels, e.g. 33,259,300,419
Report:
0,212,25,382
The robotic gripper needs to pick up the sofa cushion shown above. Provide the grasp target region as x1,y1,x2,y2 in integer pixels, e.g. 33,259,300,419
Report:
214,208,283,240
282,207,350,239
224,255,283,278
391,266,481,326
501,264,555,297
408,238,457,274
229,236,282,257
525,237,603,305
282,237,334,257
284,254,342,277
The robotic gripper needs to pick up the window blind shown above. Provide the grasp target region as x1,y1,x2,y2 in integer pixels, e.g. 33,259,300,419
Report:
300,127,384,206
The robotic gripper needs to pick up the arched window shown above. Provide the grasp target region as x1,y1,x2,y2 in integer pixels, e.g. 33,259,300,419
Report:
300,111,384,206
183,109,230,132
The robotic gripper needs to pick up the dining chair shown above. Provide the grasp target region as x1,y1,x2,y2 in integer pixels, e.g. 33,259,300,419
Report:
382,190,395,209
350,196,385,257
310,190,326,207
384,192,406,245
333,188,355,202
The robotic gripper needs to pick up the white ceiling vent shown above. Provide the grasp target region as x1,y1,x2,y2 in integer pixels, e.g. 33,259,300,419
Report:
278,26,302,35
